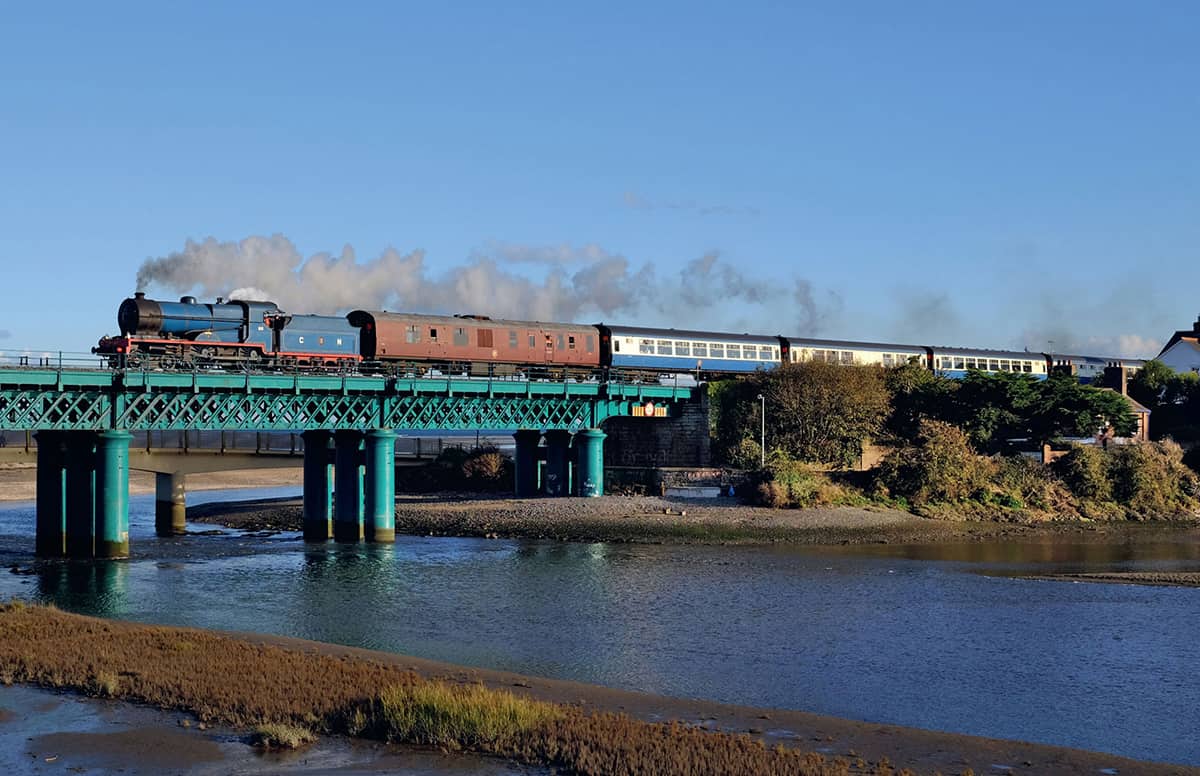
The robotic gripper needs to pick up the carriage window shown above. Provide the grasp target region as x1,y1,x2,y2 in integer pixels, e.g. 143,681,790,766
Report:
454,327,468,346
639,339,655,354
726,344,741,358
675,341,689,356
568,335,576,350
429,327,438,341
318,337,325,345
477,329,493,348
509,330,518,348
693,343,707,357
1000,360,1010,371
709,343,724,358
760,346,773,360
883,353,894,367
529,334,536,348
556,334,565,350
989,359,1000,371
952,357,963,369
1023,362,1033,373
406,325,420,344
586,335,594,352
336,338,342,346
657,340,672,355
613,339,620,352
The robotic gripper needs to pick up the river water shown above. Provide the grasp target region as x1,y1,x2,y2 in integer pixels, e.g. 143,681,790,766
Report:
1,488,1198,766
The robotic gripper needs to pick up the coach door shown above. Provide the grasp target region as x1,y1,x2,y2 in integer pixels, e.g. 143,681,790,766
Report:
544,334,554,363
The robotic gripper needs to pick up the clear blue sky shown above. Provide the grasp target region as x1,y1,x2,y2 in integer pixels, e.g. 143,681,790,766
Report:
1,1,1196,357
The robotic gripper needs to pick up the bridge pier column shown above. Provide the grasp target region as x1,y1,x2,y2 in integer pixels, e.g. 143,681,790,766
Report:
542,430,572,497
301,430,334,542
513,430,541,498
35,431,68,557
333,430,365,542
155,472,187,537
94,431,132,558
64,433,97,559
364,429,395,543
574,428,606,497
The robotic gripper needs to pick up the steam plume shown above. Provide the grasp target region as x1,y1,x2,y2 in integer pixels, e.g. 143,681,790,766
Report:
135,235,833,334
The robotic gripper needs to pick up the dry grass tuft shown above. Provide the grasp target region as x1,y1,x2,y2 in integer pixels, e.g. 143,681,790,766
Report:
252,723,317,749
377,681,560,749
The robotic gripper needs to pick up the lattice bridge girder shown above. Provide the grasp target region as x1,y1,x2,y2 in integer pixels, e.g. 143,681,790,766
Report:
0,369,699,432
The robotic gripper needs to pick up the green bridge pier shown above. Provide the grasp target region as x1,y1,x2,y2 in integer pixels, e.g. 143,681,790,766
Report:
1,368,692,561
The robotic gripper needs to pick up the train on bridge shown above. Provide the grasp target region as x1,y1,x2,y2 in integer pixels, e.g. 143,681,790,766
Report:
95,293,1145,384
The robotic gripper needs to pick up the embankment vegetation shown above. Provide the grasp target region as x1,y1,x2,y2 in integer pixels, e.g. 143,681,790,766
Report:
0,602,911,776
712,362,1200,521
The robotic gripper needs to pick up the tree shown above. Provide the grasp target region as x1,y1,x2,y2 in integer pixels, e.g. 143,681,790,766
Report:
758,362,889,468
1029,373,1138,444
950,371,1041,452
883,361,957,443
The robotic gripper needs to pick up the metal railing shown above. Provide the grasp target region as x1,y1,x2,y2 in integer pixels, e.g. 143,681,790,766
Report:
0,348,702,387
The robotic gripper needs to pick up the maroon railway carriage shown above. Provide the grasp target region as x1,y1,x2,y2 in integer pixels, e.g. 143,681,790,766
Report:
346,311,602,375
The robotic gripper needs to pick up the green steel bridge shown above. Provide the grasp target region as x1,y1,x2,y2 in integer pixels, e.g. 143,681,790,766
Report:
0,366,699,559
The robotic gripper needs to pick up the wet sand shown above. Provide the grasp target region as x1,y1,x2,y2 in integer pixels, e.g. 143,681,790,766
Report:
189,489,1200,552
1023,571,1200,587
0,463,302,503
0,684,537,775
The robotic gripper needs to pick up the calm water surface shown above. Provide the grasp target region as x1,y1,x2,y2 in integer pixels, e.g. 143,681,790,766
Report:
1,489,1198,766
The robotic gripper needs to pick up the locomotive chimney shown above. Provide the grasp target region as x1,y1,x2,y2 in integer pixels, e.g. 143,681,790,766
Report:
134,291,146,300
1193,315,1200,334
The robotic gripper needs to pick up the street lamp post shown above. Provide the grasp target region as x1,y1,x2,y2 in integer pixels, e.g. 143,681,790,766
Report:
756,393,765,468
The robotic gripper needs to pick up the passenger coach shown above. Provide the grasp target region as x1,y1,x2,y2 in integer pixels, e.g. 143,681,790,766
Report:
598,325,780,376
928,346,1049,379
782,337,926,368
347,311,600,374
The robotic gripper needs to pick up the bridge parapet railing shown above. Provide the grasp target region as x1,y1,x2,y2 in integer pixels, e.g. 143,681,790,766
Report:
0,349,706,390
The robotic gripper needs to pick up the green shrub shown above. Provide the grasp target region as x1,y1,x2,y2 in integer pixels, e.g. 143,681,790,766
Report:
729,437,763,470
1108,440,1200,518
875,420,988,505
1053,445,1113,502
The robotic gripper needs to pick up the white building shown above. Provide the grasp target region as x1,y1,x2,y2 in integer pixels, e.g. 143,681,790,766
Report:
1156,317,1200,373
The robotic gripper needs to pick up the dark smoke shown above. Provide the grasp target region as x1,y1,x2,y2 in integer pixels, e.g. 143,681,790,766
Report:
134,235,835,335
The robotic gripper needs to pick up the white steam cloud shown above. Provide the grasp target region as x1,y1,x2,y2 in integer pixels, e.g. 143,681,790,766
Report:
135,235,834,335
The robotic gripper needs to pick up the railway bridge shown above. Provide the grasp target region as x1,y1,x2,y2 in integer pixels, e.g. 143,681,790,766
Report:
0,367,697,559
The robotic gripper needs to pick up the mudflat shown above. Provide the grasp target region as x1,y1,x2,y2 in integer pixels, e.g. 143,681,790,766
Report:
188,490,1200,551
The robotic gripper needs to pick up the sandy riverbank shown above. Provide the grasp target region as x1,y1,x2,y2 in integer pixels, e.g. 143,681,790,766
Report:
188,490,1200,548
0,462,302,503
0,604,1190,776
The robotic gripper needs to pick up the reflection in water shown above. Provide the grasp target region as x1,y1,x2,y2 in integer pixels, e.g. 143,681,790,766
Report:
35,560,130,618
0,492,1199,765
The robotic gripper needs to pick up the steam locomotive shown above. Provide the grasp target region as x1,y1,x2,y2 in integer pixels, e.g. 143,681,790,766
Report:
94,293,1145,382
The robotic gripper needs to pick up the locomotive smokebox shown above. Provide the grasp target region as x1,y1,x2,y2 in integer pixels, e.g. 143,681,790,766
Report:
118,295,164,336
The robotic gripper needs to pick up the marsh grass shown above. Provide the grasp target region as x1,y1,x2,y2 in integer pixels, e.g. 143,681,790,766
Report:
376,682,560,748
0,602,912,776
253,723,317,749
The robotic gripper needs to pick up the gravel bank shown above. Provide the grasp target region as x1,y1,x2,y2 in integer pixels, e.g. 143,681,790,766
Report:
187,493,1200,546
